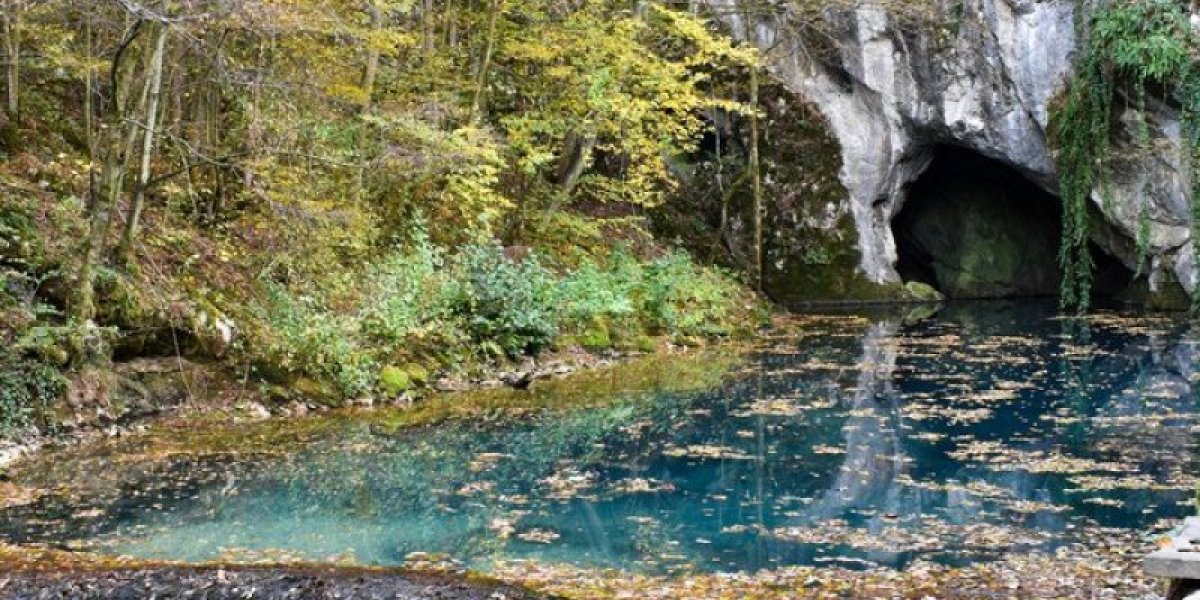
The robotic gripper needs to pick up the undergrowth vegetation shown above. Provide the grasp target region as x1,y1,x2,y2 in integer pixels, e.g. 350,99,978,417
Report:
254,231,751,398
0,353,63,432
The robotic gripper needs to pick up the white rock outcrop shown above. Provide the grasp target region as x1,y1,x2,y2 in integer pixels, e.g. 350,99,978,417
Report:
712,0,1195,295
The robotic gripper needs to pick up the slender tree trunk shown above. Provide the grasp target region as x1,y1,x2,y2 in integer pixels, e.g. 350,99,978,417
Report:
84,13,94,153
3,0,20,119
356,3,382,195
84,10,96,209
73,23,152,325
423,0,435,53
748,64,762,292
468,0,502,124
120,25,169,260
742,3,763,292
244,38,264,190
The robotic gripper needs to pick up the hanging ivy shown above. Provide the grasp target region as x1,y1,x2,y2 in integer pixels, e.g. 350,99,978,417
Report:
1050,0,1200,313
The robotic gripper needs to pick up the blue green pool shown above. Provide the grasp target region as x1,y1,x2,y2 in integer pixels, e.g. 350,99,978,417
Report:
2,301,1197,575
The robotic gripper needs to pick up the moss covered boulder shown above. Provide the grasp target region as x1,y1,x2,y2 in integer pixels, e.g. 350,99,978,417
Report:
379,366,412,397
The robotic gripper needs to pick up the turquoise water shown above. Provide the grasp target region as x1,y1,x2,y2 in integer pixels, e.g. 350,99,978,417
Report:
2,301,1198,574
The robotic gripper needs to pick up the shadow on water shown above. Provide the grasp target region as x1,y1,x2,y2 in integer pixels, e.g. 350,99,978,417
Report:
2,300,1198,574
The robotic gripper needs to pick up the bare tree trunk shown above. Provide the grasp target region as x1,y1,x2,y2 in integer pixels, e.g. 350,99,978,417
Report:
84,10,96,209
356,2,382,195
2,0,20,119
742,3,763,292
244,38,264,190
119,25,169,260
468,0,502,124
73,23,152,326
534,130,594,233
423,0,435,52
446,0,457,48
554,131,596,197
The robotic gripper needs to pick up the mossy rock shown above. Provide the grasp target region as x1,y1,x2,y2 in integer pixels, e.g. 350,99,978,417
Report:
293,377,343,405
615,333,659,353
903,281,944,303
578,325,612,351
402,363,430,387
634,335,659,353
551,335,578,352
378,366,412,397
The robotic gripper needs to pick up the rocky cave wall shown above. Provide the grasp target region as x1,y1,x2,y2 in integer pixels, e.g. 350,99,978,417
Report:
705,0,1199,307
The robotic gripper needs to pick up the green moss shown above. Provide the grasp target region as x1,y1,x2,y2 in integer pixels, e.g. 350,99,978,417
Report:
8,350,744,478
293,377,342,405
402,363,430,386
379,366,412,396
903,282,944,303
661,78,916,307
754,84,866,306
633,335,658,353
369,349,741,433
578,321,612,351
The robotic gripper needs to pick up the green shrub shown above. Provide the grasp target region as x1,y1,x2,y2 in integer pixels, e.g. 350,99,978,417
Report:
554,248,745,345
0,353,64,433
556,251,640,325
453,244,558,357
640,250,740,338
250,236,748,400
358,227,461,348
257,284,374,397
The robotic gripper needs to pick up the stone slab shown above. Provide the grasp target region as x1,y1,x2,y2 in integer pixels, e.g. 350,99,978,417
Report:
1145,517,1200,580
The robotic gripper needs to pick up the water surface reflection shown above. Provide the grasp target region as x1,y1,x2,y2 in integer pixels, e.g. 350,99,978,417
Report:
1,301,1196,574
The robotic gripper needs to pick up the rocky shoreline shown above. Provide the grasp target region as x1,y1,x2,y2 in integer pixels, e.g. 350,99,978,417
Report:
0,565,547,599
0,342,710,473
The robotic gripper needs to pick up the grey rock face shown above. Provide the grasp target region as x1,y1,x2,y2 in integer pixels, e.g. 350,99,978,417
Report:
711,0,1195,298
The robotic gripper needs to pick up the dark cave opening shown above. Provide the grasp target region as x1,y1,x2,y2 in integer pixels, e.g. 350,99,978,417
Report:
892,146,1134,300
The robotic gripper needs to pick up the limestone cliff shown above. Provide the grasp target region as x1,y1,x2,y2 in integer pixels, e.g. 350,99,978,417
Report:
710,0,1198,306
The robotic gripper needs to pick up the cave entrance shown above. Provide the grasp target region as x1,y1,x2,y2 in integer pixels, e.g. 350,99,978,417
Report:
892,146,1133,300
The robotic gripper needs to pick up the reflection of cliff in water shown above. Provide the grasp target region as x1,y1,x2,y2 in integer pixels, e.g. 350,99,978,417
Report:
1,302,1197,574
804,322,906,518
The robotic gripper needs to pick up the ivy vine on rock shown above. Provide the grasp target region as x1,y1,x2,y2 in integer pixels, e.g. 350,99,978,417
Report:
1051,0,1200,313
